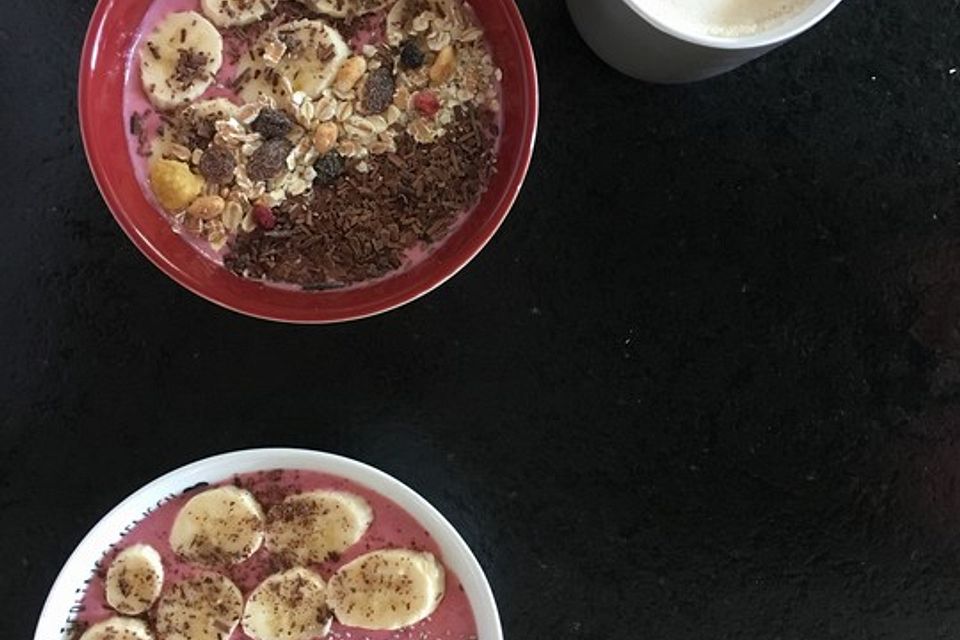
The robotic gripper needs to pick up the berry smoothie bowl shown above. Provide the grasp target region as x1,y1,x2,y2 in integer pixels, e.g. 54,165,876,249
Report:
34,449,502,640
79,0,537,323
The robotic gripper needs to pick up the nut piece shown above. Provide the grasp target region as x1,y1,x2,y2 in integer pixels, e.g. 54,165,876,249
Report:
335,56,367,92
187,195,226,220
429,46,457,85
313,122,339,154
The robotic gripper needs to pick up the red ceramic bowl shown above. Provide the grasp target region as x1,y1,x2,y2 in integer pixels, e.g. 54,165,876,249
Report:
79,1,538,323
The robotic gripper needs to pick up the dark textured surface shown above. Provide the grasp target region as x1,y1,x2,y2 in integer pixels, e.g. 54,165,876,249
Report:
3,0,960,638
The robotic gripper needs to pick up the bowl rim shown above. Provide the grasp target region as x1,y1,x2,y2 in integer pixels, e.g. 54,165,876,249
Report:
33,448,504,640
77,0,539,324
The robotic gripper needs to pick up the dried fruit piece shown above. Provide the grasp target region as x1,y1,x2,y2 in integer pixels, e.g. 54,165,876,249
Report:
149,159,204,211
198,145,237,184
253,204,277,230
429,46,456,85
413,91,440,117
251,108,294,139
313,122,339,154
313,152,345,186
400,40,425,69
335,56,367,93
247,138,294,182
187,195,226,220
361,68,395,114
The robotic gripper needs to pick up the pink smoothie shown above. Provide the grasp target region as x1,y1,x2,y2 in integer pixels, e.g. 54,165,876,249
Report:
75,469,479,640
123,0,502,289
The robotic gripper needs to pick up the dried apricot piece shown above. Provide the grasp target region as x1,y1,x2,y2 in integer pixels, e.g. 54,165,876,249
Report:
149,159,204,211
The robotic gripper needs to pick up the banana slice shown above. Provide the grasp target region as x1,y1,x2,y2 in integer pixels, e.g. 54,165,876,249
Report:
327,549,446,630
79,617,154,640
184,97,240,122
265,490,373,564
234,19,349,102
169,486,265,565
201,0,279,27
104,543,164,615
169,97,240,147
140,11,224,111
155,571,244,640
295,0,393,19
242,567,332,640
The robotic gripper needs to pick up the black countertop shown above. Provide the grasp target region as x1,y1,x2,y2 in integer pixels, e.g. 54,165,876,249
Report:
5,1,960,638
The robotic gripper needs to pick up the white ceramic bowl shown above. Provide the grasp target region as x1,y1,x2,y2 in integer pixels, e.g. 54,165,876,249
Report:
33,449,503,640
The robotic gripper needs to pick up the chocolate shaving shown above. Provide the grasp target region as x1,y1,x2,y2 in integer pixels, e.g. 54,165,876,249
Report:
225,106,498,287
172,48,210,90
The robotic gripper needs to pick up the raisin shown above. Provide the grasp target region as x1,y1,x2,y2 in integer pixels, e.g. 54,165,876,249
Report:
198,145,237,184
247,138,294,182
313,152,345,186
400,40,425,69
362,68,395,114
251,108,294,139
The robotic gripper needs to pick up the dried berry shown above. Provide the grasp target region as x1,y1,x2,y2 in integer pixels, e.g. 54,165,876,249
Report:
313,152,345,186
362,68,395,114
198,145,237,184
400,40,425,69
247,138,294,182
413,91,441,118
253,205,277,230
251,108,294,139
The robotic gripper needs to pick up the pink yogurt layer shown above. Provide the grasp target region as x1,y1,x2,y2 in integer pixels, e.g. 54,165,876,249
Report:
76,469,479,640
123,0,501,289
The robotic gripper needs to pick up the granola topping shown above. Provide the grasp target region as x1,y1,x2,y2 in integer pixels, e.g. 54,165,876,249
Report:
131,0,502,290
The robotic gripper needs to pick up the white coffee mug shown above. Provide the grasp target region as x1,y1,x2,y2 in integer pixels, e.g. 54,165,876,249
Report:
567,0,843,83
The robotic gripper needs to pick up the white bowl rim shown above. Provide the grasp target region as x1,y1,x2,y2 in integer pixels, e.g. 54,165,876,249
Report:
33,448,503,640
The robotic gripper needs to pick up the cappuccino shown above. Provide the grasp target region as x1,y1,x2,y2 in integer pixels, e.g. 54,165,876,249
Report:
636,0,815,38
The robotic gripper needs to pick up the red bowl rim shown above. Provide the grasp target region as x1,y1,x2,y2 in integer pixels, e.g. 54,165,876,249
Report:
78,0,539,324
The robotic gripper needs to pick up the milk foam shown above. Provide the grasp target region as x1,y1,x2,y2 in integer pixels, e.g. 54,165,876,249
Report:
636,0,816,38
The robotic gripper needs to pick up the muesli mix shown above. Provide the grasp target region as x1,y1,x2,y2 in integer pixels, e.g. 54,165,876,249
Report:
130,0,501,288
